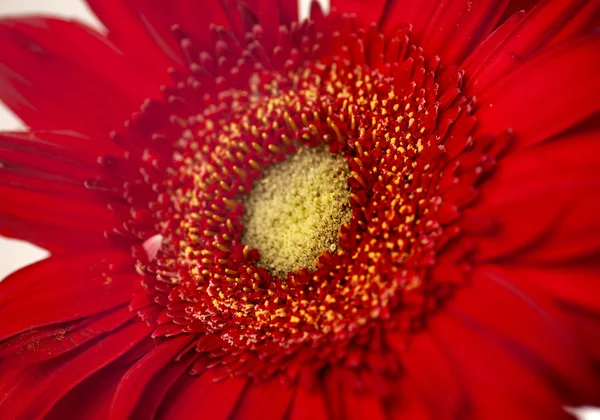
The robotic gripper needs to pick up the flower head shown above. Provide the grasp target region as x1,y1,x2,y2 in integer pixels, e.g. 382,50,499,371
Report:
0,0,599,418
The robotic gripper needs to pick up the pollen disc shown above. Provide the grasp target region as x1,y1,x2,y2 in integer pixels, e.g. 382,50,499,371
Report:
242,146,352,277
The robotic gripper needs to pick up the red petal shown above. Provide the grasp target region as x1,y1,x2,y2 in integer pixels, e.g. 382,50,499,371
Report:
84,0,183,78
0,252,135,341
461,10,526,78
230,379,296,420
0,305,135,365
429,310,572,418
0,183,114,237
0,130,105,174
501,0,545,20
451,265,599,403
131,351,198,419
289,385,329,420
0,18,160,136
466,0,593,95
545,0,600,47
0,213,109,255
331,0,387,26
323,371,345,420
341,389,387,420
0,320,151,419
257,0,282,52
469,183,600,263
386,378,431,419
561,308,600,372
474,35,600,146
419,0,510,65
399,331,468,417
382,0,440,42
0,128,121,156
467,127,600,262
498,264,600,314
279,0,299,24
46,363,131,420
110,335,194,420
158,370,247,418
84,0,242,74
466,189,562,262
0,131,121,252
320,370,388,419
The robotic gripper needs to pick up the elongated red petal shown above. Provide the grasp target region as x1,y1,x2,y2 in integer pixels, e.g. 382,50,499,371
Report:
0,131,121,252
501,0,544,19
230,379,296,420
0,252,134,341
0,18,160,136
158,370,247,418
474,35,600,146
386,378,431,419
323,371,345,420
461,10,526,77
84,0,183,77
451,266,599,403
429,311,573,418
84,0,260,75
130,351,198,419
0,305,135,365
419,0,509,65
279,0,299,23
475,264,600,378
288,385,329,420
0,321,151,419
382,0,440,41
0,184,113,236
399,332,468,417
46,363,131,420
467,127,600,262
110,335,194,419
561,308,600,372
466,0,594,95
0,214,108,255
545,0,600,47
331,0,388,26
341,390,387,420
500,265,600,314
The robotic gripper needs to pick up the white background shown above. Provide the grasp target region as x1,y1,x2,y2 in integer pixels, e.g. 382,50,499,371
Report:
0,1,597,418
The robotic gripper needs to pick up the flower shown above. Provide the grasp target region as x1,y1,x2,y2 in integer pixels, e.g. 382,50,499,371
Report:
0,0,599,418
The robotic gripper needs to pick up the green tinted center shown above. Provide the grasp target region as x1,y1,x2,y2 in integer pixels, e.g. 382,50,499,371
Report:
242,147,352,277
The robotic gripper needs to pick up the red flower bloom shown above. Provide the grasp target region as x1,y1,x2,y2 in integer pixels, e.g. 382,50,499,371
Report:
1,0,599,418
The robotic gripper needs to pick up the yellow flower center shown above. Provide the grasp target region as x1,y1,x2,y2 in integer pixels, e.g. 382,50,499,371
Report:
242,146,351,276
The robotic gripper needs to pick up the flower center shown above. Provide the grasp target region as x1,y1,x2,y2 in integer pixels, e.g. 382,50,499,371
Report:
242,146,351,277
107,8,502,386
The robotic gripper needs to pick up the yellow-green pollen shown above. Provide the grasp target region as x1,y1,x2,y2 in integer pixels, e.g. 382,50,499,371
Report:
242,146,352,277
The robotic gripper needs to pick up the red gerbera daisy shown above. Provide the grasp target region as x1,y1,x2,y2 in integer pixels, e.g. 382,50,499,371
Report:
0,0,599,418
